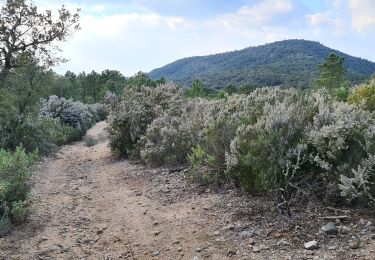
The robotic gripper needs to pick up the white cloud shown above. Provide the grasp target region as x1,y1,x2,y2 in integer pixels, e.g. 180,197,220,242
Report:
349,0,375,32
207,0,293,31
78,13,192,37
331,0,342,7
91,4,105,13
306,11,344,34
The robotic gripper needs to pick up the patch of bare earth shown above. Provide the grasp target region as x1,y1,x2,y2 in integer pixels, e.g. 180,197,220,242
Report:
0,121,374,259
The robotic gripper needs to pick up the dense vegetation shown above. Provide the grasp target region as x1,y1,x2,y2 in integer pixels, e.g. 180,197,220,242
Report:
108,71,375,212
149,39,375,89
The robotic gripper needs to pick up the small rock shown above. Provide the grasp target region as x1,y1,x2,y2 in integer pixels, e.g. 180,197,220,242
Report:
321,222,338,235
152,251,160,257
177,247,182,252
328,246,337,250
195,247,202,252
339,225,351,234
214,231,220,236
305,250,315,255
153,221,159,226
248,238,255,245
239,230,253,238
304,240,319,250
154,231,161,236
226,224,235,231
277,239,291,246
365,221,373,228
226,249,237,256
349,240,360,249
252,246,261,253
193,256,199,260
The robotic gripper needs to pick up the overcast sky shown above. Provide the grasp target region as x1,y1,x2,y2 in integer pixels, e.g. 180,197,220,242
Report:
35,0,375,76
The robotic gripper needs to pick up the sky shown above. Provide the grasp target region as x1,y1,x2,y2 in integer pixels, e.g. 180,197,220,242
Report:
34,0,375,76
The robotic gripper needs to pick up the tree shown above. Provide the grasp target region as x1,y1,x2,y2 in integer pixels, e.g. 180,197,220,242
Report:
187,79,205,98
316,53,347,93
224,84,238,95
0,0,80,87
64,71,80,100
86,70,99,103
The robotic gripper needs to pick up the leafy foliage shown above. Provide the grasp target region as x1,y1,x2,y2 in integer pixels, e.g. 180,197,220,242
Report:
347,79,375,111
108,83,183,158
40,95,99,138
0,147,36,230
0,0,80,87
108,84,375,209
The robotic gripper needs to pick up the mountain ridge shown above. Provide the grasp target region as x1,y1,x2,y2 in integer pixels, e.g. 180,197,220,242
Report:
148,39,375,89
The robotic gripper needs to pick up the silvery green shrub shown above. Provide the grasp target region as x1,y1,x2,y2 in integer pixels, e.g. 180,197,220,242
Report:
108,84,375,207
306,94,375,204
189,88,302,186
140,97,215,166
226,89,311,202
108,83,184,158
40,95,95,137
88,103,109,122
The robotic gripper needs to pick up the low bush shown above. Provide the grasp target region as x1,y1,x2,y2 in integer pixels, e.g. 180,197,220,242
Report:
84,136,98,147
40,96,96,137
108,84,375,209
0,147,35,231
88,103,109,122
347,79,375,111
108,83,184,158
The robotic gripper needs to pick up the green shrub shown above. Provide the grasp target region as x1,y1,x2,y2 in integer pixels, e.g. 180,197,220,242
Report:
84,136,98,147
0,216,11,237
40,95,96,138
188,146,219,184
108,84,375,209
347,79,375,111
88,103,109,121
0,147,35,226
10,200,31,224
62,125,82,143
0,91,85,154
226,91,311,198
12,116,67,154
140,98,212,166
108,83,183,158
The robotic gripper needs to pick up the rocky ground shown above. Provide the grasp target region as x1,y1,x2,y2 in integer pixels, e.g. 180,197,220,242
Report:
0,121,374,259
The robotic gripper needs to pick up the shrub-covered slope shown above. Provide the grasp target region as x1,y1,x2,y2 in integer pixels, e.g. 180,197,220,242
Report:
148,39,375,89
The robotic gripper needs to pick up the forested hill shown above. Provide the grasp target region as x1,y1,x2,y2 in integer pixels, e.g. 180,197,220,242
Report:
148,39,375,89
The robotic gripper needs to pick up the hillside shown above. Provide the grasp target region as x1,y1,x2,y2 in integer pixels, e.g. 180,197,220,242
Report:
149,39,375,89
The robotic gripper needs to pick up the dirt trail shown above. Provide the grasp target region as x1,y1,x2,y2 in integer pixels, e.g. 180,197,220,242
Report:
0,122,374,260
0,122,232,259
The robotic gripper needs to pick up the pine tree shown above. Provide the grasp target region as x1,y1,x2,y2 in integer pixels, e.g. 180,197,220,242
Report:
316,53,347,92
